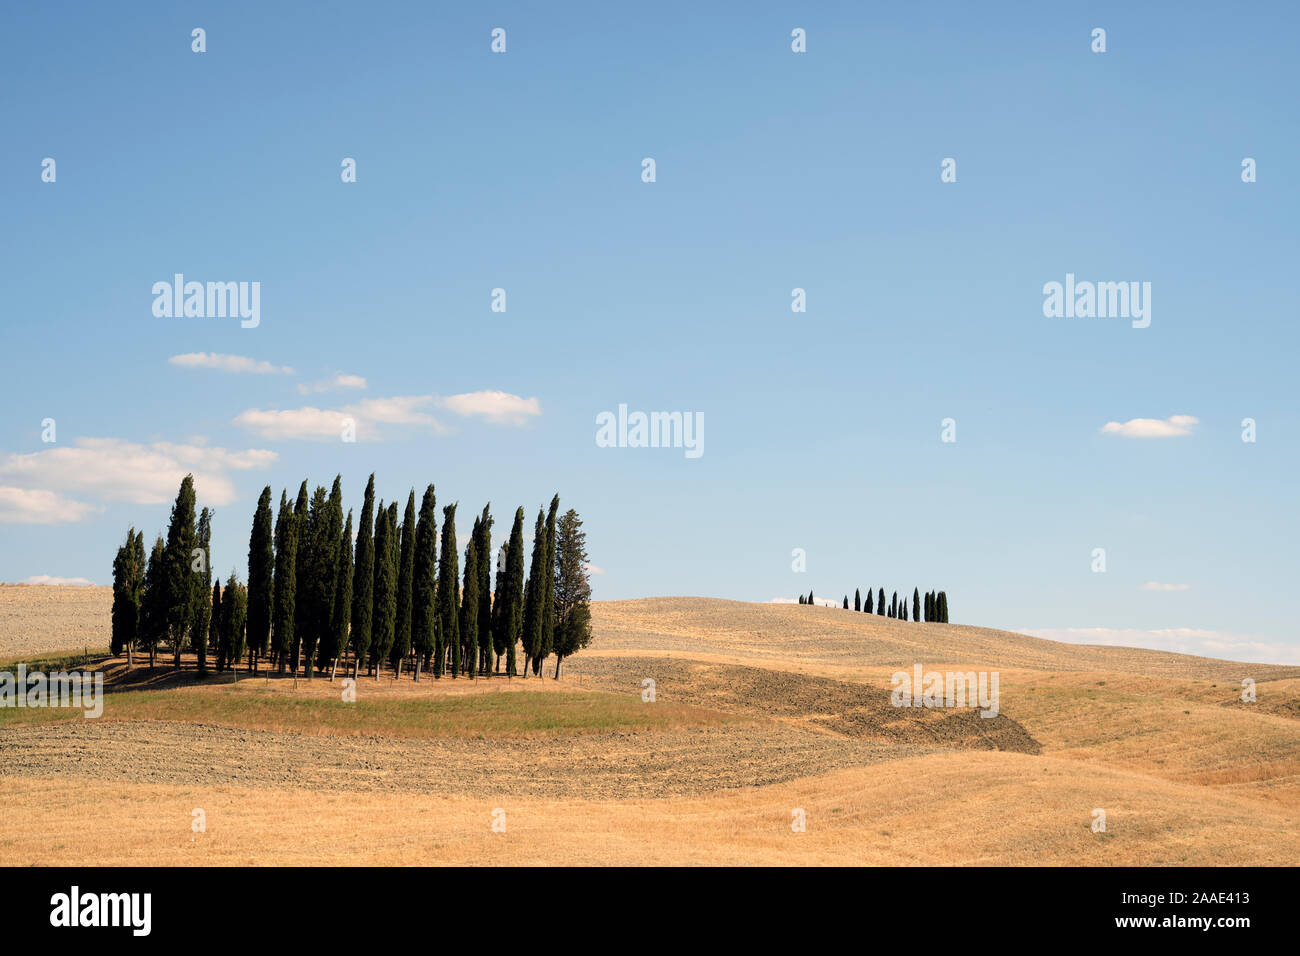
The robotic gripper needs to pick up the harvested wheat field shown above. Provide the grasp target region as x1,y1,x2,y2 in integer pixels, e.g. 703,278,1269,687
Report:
2,590,1297,865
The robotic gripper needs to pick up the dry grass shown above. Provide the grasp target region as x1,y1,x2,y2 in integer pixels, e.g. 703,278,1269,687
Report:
2,590,1298,865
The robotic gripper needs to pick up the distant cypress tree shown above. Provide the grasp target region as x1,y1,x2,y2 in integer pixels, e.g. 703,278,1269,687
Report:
475,505,494,674
937,590,949,623
890,591,898,618
808,589,814,605
913,587,920,624
111,527,143,660
460,532,479,679
301,483,340,678
222,573,248,678
798,595,805,604
877,588,885,616
843,595,849,609
246,486,274,673
501,507,526,676
391,490,416,677
272,491,298,674
350,475,376,676
865,588,873,614
436,503,460,677
371,503,399,675
412,485,437,679
854,588,861,611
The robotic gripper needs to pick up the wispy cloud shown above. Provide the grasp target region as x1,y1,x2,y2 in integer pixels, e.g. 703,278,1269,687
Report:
298,372,367,394
17,574,96,586
169,352,295,375
0,487,99,524
1101,414,1198,438
1020,626,1300,666
0,438,277,508
436,390,541,426
585,563,606,575
235,391,539,441
1140,581,1191,591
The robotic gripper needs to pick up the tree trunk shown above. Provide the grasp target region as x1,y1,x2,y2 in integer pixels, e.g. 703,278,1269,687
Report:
414,657,421,682
395,657,403,679
554,656,562,680
329,656,338,681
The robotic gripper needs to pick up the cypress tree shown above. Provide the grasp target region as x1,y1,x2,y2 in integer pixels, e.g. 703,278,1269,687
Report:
412,485,437,679
371,503,399,676
798,595,804,604
436,503,460,677
491,542,507,671
891,591,898,618
324,508,353,678
139,535,167,668
460,533,479,679
552,508,592,678
865,588,873,614
299,485,333,677
162,475,198,669
877,588,885,616
808,589,814,605
854,588,861,612
502,507,525,676
937,590,949,623
272,491,298,674
190,507,212,674
350,475,376,676
209,581,222,670
913,587,920,624
843,596,849,609
222,573,248,679
534,495,559,676
111,527,143,660
521,508,546,677
290,481,309,673
476,504,494,674
392,490,416,677
247,486,274,673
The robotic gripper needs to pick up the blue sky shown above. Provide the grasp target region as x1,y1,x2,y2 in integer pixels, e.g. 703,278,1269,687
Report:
2,2,1297,663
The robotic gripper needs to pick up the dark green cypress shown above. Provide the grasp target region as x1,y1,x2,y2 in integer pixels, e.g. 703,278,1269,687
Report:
798,594,804,604
371,503,399,675
551,508,592,678
139,535,167,668
436,503,460,677
877,588,885,616
162,475,198,669
536,495,559,676
521,507,546,676
391,490,416,676
272,490,298,673
301,484,336,678
247,486,274,672
190,507,212,674
290,480,309,673
502,507,525,676
222,573,248,675
475,504,494,674
913,587,920,624
324,508,353,677
110,527,142,659
350,475,376,676
209,581,222,670
854,588,861,612
460,532,479,678
412,485,437,677
865,588,873,614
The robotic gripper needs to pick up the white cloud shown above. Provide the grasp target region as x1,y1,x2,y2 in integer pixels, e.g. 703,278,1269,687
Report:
585,563,606,575
0,487,99,524
0,438,277,508
1020,626,1300,666
298,372,367,394
1101,415,1198,438
1140,581,1191,591
169,352,294,375
235,391,539,440
437,391,541,426
18,575,96,586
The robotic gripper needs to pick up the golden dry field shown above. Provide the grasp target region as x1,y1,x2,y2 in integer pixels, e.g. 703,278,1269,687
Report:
2,589,1297,865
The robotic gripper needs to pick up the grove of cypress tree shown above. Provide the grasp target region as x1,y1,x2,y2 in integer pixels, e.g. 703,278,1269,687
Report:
392,490,416,677
272,490,298,674
246,486,274,673
521,507,546,676
460,533,479,679
436,503,460,677
412,485,437,678
350,474,376,676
